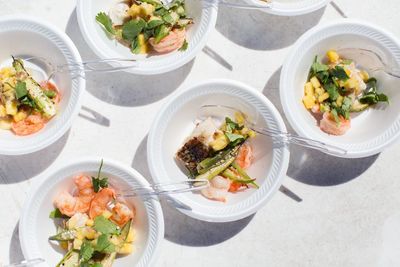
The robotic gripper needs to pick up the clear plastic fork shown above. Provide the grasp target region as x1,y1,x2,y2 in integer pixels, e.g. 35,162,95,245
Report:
199,104,348,156
337,47,400,79
22,56,139,81
162,0,273,10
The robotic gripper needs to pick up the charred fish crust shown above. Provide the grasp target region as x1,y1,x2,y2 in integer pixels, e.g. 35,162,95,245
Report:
176,137,210,173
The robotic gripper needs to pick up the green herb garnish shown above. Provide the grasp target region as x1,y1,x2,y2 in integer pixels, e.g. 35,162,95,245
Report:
92,159,108,193
95,234,116,253
93,216,120,235
122,19,146,42
96,12,115,36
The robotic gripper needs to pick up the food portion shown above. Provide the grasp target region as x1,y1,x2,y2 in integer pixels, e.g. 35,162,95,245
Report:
0,58,59,136
50,161,135,267
176,114,259,203
96,0,193,55
303,50,389,136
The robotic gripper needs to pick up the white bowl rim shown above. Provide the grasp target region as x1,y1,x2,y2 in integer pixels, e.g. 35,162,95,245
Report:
76,0,219,75
0,15,86,155
280,18,400,158
246,0,331,16
147,78,290,222
19,157,165,267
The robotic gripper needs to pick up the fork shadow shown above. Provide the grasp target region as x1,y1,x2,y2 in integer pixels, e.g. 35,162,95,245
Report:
263,67,380,186
65,9,193,107
216,5,325,51
0,130,69,184
9,222,24,263
131,135,255,246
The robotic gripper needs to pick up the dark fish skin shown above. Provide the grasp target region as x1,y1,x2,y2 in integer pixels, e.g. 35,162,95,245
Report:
176,137,210,174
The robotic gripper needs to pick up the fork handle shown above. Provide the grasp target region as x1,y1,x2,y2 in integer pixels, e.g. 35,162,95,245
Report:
253,127,347,155
56,58,138,75
117,179,209,197
215,0,272,9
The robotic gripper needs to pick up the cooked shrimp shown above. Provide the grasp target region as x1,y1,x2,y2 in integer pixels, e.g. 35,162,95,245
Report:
320,112,351,136
111,202,134,226
40,81,61,104
149,28,186,54
89,188,116,219
235,143,253,169
201,176,231,202
54,175,96,216
11,114,45,136
73,175,95,214
54,191,77,217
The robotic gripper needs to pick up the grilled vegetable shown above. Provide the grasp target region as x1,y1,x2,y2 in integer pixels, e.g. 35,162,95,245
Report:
56,250,79,267
195,146,239,180
12,58,56,117
49,229,77,241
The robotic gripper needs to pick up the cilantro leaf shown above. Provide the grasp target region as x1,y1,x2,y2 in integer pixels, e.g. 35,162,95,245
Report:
79,241,94,262
92,159,108,193
15,81,28,99
96,12,115,36
131,37,142,54
325,83,339,101
95,234,116,253
225,117,242,133
330,66,349,81
122,19,146,42
146,19,164,30
93,216,120,235
331,109,340,125
49,208,69,219
178,40,188,52
311,57,329,73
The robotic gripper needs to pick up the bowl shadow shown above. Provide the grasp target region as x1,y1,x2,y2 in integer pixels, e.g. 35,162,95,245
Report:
0,130,69,184
263,67,379,186
65,9,193,107
131,135,255,246
216,5,325,51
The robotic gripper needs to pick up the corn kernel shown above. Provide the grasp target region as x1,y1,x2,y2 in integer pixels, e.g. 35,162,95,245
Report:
13,110,28,122
326,50,339,63
0,118,12,130
0,105,6,117
314,87,325,96
360,70,369,82
302,95,316,109
126,228,135,243
102,210,112,219
86,219,94,227
119,243,134,254
5,101,18,116
248,130,256,138
336,95,344,107
60,241,69,250
73,239,83,250
345,77,358,90
304,82,314,96
137,33,148,54
318,92,330,103
310,77,321,89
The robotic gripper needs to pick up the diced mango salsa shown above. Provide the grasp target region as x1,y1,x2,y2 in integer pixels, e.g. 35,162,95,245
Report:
318,92,330,103
5,101,18,116
303,94,316,109
310,76,321,89
0,118,12,130
336,95,344,107
304,82,314,95
326,50,339,63
0,105,6,117
360,70,369,82
13,110,28,122
138,34,148,54
73,239,83,250
126,228,135,243
119,243,134,254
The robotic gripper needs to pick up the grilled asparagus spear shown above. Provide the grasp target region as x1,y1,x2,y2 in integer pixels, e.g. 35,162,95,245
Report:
12,58,56,117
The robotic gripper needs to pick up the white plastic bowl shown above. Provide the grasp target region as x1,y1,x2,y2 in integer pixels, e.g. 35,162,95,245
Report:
76,0,218,75
0,16,85,155
246,0,331,16
147,79,290,222
19,158,164,267
280,20,400,158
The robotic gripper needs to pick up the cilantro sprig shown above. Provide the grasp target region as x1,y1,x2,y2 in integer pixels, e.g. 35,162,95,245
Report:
96,12,115,36
92,160,108,193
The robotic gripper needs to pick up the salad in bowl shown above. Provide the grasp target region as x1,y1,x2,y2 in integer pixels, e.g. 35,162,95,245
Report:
0,58,61,136
77,0,218,75
96,0,193,55
19,158,164,267
148,79,290,222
